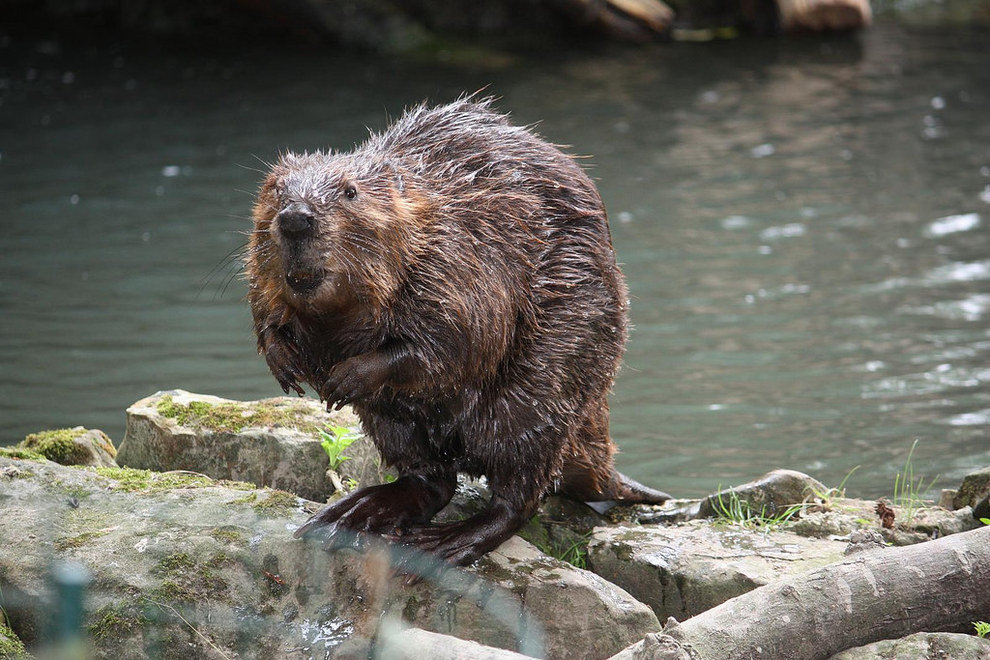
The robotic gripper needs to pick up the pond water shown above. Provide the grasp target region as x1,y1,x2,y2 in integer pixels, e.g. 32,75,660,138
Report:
1,22,988,498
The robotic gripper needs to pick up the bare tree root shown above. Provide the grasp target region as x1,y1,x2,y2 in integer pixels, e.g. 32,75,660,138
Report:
611,525,990,660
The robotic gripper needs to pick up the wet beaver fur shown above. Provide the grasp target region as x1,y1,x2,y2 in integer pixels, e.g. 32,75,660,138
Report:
247,97,670,567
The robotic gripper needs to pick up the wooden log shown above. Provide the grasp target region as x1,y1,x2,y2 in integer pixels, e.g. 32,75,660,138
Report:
610,525,990,660
555,0,675,40
776,0,872,31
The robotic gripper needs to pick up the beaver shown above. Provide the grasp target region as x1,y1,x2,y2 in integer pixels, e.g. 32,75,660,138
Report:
246,97,670,567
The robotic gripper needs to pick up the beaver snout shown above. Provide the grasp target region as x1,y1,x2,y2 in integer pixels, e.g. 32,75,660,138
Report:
276,203,316,238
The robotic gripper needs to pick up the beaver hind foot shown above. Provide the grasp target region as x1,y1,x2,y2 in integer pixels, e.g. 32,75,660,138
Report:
293,473,456,546
296,477,532,569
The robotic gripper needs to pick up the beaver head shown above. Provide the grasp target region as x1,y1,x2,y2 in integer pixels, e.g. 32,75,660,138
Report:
249,151,429,318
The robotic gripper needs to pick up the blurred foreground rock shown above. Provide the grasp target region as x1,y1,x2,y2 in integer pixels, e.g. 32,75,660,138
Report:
0,456,657,659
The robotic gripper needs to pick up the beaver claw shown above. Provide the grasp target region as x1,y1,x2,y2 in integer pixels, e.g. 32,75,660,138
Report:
295,475,455,549
386,498,525,568
261,328,307,397
320,352,390,411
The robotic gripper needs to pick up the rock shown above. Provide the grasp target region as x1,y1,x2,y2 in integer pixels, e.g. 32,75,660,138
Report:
390,535,660,659
953,466,990,510
0,457,658,660
975,494,990,522
829,631,990,659
608,631,691,660
18,427,117,468
786,496,980,546
378,627,536,659
0,622,31,659
588,521,847,621
116,390,376,501
696,469,827,520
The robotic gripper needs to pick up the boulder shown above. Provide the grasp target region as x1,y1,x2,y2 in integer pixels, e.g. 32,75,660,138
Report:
18,427,117,468
788,496,981,545
697,469,827,519
378,627,536,659
829,632,990,659
0,457,658,660
588,521,847,621
116,390,379,502
953,466,990,510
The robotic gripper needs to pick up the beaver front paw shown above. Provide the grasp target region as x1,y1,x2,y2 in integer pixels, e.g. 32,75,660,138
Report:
320,352,391,411
260,327,307,396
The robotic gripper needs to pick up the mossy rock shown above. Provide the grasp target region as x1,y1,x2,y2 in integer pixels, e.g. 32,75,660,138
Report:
155,394,321,434
18,427,117,467
0,622,31,659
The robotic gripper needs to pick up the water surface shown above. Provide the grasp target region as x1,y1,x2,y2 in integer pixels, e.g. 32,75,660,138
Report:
1,24,988,498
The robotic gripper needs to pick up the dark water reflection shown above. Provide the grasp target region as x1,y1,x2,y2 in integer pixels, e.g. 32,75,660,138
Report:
1,24,987,498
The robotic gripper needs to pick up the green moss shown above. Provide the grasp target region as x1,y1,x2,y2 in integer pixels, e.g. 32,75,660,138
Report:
0,622,30,658
252,489,300,515
215,479,258,491
151,552,229,604
210,528,245,545
149,580,196,603
157,553,196,575
0,446,46,461
88,603,144,642
93,467,215,492
54,530,108,551
206,551,232,568
156,394,319,434
231,492,258,505
20,428,88,465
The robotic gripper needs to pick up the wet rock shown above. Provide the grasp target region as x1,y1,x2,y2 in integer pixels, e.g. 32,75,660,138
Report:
938,488,958,509
378,627,535,659
394,535,659,659
587,521,847,621
608,631,691,660
786,496,979,545
116,390,375,501
974,494,990,522
0,457,657,660
829,631,990,659
696,469,827,519
843,528,886,555
18,427,117,468
953,466,990,510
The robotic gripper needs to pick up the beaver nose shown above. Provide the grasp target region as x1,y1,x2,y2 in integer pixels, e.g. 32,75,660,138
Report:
276,203,316,237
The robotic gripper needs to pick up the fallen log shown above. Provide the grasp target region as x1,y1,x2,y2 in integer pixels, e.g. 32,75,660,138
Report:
610,524,990,660
776,0,872,32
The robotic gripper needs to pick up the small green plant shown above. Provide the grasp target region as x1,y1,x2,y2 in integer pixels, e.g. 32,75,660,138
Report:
808,465,860,510
319,426,359,470
973,621,990,638
980,518,990,526
711,487,804,531
892,440,939,523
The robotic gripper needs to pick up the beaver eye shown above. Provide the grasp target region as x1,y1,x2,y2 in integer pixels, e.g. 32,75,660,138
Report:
344,185,357,200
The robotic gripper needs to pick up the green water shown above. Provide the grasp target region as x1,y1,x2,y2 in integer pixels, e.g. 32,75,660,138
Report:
1,24,987,498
